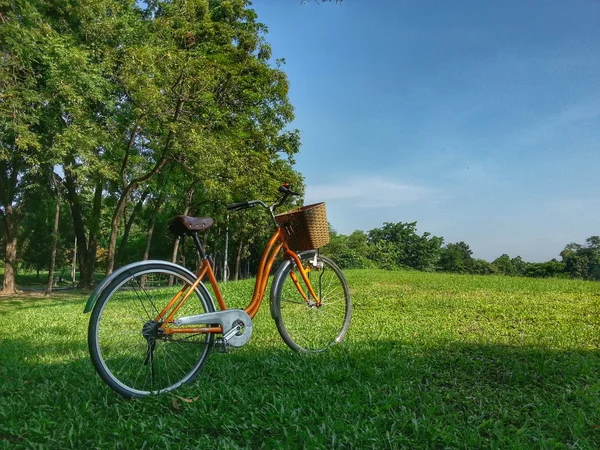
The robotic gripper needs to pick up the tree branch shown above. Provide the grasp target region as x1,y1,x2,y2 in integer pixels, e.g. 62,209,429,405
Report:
130,97,184,188
120,123,139,188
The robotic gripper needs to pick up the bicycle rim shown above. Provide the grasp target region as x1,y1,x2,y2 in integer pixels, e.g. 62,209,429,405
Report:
89,265,214,398
275,254,351,352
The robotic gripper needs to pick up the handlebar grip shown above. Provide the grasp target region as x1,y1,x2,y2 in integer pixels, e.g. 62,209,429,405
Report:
278,184,300,196
226,201,250,211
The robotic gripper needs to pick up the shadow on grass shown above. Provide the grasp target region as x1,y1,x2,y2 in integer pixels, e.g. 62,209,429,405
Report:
1,323,600,448
0,292,88,314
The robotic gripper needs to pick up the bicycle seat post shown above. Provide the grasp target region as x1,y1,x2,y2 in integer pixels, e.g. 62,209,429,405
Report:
191,233,208,261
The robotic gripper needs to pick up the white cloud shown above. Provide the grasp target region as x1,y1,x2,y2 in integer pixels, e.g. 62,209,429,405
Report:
305,176,435,208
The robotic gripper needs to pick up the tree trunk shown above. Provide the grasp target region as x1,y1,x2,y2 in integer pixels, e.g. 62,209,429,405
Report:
82,182,103,289
1,204,18,294
45,172,61,296
106,188,131,275
143,192,165,261
64,169,89,288
234,240,244,281
64,170,102,290
171,237,181,264
168,205,190,286
116,190,149,268
214,252,221,281
0,159,21,294
171,205,190,264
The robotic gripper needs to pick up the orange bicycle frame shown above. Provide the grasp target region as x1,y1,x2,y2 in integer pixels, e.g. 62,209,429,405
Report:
157,227,320,335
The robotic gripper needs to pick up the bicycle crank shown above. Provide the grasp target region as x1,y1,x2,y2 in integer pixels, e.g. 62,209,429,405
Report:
174,309,253,347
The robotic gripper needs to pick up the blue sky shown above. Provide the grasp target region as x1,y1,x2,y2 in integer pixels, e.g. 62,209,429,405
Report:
251,0,600,262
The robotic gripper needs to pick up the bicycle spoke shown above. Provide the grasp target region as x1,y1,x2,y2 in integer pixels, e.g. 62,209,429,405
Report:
130,277,161,320
275,254,351,352
90,264,214,397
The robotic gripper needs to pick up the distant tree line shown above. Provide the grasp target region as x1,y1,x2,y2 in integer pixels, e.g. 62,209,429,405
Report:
321,222,600,281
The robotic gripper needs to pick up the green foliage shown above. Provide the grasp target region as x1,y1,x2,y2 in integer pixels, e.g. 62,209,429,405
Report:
492,254,529,276
492,254,516,275
0,0,303,284
323,224,595,282
367,221,443,271
18,171,73,273
469,258,497,275
439,241,473,273
561,237,600,280
322,229,372,269
523,259,566,278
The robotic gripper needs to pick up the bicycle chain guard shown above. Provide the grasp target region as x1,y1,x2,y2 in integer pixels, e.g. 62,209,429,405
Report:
174,309,253,347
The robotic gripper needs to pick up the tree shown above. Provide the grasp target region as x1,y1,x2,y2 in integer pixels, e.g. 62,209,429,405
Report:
96,0,301,274
492,254,515,275
367,221,443,271
45,172,62,295
510,256,527,276
0,159,23,293
587,237,600,280
0,0,121,289
322,228,372,269
523,259,565,278
0,1,50,293
17,170,68,279
469,258,497,275
561,237,600,280
410,231,444,272
439,241,473,273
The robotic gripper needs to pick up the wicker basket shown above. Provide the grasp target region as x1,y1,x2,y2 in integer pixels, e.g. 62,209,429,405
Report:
275,202,330,251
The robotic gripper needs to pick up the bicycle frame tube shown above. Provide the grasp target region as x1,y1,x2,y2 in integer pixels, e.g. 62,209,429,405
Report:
245,228,284,318
158,263,209,325
158,226,321,335
282,247,321,306
288,266,309,301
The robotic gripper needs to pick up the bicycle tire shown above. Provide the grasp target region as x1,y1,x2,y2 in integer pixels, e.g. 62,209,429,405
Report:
88,261,215,398
271,251,352,352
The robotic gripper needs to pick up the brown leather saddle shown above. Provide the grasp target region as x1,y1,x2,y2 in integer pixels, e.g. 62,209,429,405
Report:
168,215,214,237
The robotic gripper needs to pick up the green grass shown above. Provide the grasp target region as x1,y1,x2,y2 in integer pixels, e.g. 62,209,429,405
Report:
1,270,599,448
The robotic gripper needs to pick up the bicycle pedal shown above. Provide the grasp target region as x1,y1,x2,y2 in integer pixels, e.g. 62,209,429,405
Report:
215,338,231,353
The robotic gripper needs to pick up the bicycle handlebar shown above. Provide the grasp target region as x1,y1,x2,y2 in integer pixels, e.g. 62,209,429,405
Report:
226,200,264,212
278,184,300,196
226,185,300,213
226,201,252,212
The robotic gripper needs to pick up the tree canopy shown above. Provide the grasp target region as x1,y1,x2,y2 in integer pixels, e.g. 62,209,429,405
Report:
0,0,301,292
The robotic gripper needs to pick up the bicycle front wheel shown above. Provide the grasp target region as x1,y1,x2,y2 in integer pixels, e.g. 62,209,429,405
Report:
271,251,352,352
88,262,215,398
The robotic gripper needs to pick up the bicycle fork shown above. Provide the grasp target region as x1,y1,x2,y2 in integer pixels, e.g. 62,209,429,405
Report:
288,254,326,307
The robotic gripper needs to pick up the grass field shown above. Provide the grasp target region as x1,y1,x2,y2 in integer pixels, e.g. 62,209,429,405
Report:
1,269,599,448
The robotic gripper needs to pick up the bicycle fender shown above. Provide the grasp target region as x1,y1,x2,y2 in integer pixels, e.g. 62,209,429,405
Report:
83,264,133,314
269,250,316,320
83,260,206,313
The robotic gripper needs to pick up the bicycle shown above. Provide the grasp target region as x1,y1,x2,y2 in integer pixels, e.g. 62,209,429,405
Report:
84,185,352,398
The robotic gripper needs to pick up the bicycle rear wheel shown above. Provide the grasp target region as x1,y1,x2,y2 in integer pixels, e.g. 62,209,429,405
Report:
271,251,351,352
88,262,215,398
